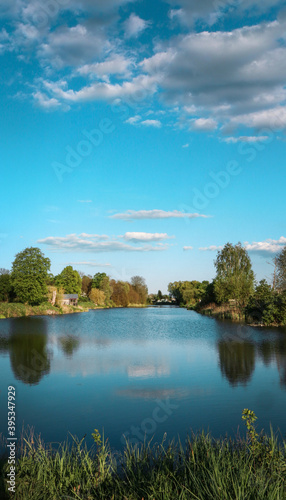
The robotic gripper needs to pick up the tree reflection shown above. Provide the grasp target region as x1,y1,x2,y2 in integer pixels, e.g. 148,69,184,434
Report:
59,336,80,358
8,318,51,385
218,341,255,386
275,337,286,389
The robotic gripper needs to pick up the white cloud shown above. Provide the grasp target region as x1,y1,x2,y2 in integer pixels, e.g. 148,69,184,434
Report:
191,118,218,131
38,24,107,68
244,237,286,255
77,54,133,80
43,74,158,103
123,232,174,242
32,91,64,110
124,13,150,38
222,136,270,143
182,143,189,148
77,200,93,203
125,115,141,124
199,238,286,255
199,245,224,251
37,233,167,252
228,106,286,130
141,119,162,128
183,246,193,251
110,209,211,220
167,0,283,26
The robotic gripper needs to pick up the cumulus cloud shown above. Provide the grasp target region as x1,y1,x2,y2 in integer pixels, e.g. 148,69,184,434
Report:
222,136,270,143
42,74,158,103
77,54,133,80
141,20,286,130
38,24,107,68
199,238,286,255
125,115,141,124
110,209,211,220
244,237,286,255
37,233,167,252
124,13,150,38
191,118,218,131
141,119,162,128
199,245,224,251
183,246,193,251
123,232,174,242
167,0,283,26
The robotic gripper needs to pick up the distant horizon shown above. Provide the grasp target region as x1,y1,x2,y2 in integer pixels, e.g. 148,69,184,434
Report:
1,0,285,295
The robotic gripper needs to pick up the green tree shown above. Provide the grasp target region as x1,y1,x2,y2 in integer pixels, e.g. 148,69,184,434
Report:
91,272,112,302
276,246,286,291
0,273,12,302
55,266,82,295
11,247,51,305
214,242,255,307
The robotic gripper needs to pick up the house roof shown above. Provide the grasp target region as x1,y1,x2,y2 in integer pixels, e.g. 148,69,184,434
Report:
63,294,78,299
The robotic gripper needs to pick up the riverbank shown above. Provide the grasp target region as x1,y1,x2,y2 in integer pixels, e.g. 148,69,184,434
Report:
0,301,148,319
0,301,106,320
1,410,286,500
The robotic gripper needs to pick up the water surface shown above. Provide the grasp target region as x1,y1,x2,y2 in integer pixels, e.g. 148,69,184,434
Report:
0,307,286,451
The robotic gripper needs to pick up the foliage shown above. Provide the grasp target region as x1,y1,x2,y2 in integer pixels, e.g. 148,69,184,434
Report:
130,275,148,304
168,280,210,306
55,266,82,295
246,280,286,326
11,247,51,305
110,280,130,307
214,242,255,307
81,275,92,296
89,288,106,306
0,273,13,302
91,272,112,303
276,246,286,291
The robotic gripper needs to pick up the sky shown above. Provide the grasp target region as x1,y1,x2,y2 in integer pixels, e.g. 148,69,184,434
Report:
0,0,285,293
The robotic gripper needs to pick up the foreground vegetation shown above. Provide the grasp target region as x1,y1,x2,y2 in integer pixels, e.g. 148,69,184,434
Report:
1,410,286,499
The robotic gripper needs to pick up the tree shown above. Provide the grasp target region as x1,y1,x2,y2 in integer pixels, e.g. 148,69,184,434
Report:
276,246,286,291
55,266,82,295
89,288,106,306
111,280,130,307
11,247,51,305
81,275,92,296
131,276,148,304
214,242,255,307
0,273,12,302
91,272,112,302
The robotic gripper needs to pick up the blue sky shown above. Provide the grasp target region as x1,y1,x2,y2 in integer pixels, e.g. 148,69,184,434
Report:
0,0,285,293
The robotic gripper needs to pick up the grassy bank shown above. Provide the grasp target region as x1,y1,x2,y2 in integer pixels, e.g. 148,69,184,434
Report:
1,410,286,499
0,301,106,320
197,302,244,322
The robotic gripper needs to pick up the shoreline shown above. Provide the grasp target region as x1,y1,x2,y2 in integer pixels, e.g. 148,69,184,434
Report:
0,302,148,320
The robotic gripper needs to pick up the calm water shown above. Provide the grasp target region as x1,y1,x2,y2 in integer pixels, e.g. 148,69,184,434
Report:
1,307,286,451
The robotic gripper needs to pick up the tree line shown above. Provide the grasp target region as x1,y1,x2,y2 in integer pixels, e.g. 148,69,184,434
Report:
168,242,286,326
0,247,148,308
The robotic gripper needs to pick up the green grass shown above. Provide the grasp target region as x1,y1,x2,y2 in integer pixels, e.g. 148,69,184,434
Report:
1,411,286,499
0,302,60,319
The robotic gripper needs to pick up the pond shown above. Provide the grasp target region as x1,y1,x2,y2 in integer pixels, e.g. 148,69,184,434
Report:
0,307,286,451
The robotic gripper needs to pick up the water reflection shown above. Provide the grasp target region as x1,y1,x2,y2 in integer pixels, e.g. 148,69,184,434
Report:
0,318,51,385
58,336,80,358
218,340,255,386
